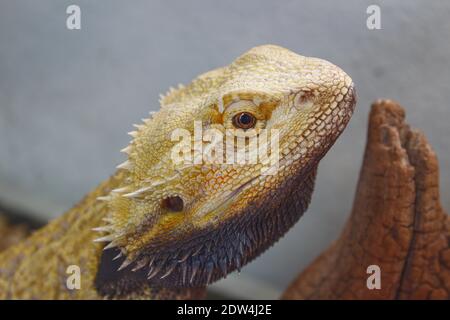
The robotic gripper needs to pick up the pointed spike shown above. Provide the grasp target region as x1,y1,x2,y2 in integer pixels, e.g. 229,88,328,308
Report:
133,124,144,130
235,255,242,272
190,266,198,284
123,191,141,199
243,234,251,248
132,257,149,272
111,187,128,194
93,235,114,243
143,255,156,276
92,226,111,232
239,242,245,256
123,186,152,199
192,245,203,256
147,265,153,276
178,250,191,263
113,252,123,260
103,241,118,250
181,264,187,285
116,160,132,170
120,145,132,154
128,131,138,138
149,180,164,187
97,195,112,202
147,265,161,280
160,263,177,279
117,258,133,271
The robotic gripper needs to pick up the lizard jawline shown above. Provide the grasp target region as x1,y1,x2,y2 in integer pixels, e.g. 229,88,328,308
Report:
94,165,318,295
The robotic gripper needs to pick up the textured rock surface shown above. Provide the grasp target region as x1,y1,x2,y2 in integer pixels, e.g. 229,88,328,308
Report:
283,100,450,300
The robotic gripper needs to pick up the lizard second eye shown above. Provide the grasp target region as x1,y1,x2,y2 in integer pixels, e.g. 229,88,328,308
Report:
232,112,256,129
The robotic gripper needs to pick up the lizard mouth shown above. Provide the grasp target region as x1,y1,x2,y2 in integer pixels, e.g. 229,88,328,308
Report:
192,174,260,221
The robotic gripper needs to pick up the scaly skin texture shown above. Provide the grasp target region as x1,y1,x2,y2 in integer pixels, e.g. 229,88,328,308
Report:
0,45,355,299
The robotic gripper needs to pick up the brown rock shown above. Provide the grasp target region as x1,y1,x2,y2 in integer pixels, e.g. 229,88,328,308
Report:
282,100,450,300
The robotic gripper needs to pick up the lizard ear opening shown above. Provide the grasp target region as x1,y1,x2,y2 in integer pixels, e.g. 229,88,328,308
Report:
161,196,184,212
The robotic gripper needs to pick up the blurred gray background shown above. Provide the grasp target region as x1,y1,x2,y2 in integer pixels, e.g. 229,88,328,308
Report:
0,0,449,298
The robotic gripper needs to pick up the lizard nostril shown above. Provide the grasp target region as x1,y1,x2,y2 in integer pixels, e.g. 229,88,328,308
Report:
293,90,315,110
161,196,184,212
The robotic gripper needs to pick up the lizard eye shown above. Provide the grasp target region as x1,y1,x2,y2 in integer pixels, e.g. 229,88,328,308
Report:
232,112,257,129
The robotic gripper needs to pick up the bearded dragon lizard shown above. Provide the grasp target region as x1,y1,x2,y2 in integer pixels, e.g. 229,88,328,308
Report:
0,45,355,299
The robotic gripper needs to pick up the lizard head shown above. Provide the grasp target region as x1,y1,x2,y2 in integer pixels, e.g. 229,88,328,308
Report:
94,45,355,289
